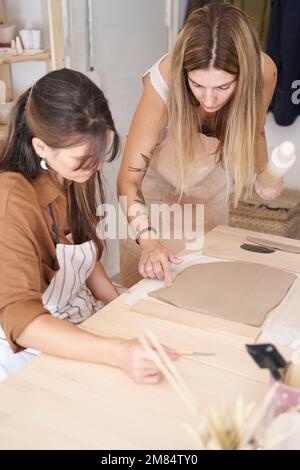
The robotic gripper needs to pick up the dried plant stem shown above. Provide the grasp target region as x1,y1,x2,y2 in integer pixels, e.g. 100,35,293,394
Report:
138,333,199,417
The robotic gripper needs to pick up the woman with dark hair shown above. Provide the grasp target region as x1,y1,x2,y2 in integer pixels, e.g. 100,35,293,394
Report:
0,68,177,383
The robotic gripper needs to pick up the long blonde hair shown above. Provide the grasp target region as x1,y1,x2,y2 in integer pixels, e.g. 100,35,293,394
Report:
169,3,264,204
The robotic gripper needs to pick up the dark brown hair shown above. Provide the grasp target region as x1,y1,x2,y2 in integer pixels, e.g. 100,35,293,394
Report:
0,68,120,256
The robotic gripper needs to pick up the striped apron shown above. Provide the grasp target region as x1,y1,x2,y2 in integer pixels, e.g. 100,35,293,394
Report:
0,204,103,381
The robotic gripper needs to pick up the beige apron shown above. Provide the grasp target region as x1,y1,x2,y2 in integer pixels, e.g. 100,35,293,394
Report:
120,132,228,287
120,56,228,288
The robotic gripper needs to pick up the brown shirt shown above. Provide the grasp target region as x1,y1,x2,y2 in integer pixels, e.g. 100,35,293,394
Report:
0,171,71,352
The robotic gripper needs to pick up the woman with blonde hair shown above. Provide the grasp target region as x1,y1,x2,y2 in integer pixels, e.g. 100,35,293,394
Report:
118,2,280,288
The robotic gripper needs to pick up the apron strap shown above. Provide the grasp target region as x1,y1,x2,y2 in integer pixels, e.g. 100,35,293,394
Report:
49,204,61,245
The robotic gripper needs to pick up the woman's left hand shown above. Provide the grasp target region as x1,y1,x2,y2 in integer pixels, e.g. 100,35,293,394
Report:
254,179,285,201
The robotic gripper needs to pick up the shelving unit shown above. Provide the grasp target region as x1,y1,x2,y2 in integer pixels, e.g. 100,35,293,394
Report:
0,52,51,66
0,0,65,138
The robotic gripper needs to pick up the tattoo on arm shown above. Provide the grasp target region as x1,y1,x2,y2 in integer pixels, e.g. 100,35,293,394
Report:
128,153,150,173
149,143,159,157
134,188,146,206
128,144,159,173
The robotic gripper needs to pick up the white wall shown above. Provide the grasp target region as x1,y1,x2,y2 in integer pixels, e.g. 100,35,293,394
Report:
65,0,88,70
179,0,188,28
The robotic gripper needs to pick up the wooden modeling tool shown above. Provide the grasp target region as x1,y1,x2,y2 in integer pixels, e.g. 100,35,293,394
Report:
176,350,216,357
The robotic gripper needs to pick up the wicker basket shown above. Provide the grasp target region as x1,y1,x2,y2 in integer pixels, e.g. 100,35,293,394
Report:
229,190,300,239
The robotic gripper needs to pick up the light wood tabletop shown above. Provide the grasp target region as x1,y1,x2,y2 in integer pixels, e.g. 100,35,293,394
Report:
0,226,295,450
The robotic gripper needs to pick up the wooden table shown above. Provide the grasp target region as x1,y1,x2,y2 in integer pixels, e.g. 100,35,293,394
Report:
0,227,295,450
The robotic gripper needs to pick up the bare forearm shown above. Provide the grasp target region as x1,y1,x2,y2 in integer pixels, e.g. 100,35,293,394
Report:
86,261,119,304
255,131,285,200
17,314,122,367
117,142,161,235
118,180,151,237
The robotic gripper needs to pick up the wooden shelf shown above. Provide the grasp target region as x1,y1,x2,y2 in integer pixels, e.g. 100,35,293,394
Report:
0,0,65,102
0,52,51,66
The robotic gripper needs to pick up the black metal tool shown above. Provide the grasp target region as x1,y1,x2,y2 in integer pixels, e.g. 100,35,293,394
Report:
240,243,275,254
246,343,288,381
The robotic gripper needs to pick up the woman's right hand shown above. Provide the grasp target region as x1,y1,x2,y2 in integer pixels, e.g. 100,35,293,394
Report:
138,239,182,287
114,338,179,384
